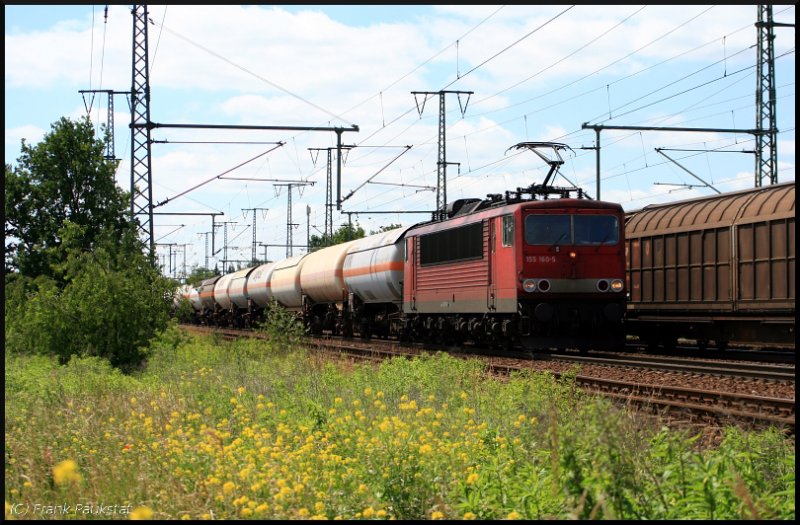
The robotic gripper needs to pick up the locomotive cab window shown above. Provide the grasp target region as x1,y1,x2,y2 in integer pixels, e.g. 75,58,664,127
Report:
525,214,619,246
525,215,571,245
502,215,514,247
574,215,619,245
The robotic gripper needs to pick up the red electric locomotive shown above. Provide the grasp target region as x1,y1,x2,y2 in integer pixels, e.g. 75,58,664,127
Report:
401,143,627,350
178,143,627,352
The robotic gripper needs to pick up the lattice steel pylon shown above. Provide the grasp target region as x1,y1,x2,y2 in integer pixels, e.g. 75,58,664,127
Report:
755,4,778,187
411,90,472,218
130,4,155,255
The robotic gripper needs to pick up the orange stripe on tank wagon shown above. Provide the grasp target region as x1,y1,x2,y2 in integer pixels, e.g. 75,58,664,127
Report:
343,261,404,278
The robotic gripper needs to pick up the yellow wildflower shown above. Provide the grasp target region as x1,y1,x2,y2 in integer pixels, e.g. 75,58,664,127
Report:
52,459,82,486
507,511,522,519
466,472,479,485
431,510,444,519
130,506,154,520
463,511,477,519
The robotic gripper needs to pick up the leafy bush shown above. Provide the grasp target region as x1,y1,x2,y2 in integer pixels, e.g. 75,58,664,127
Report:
253,300,304,353
4,223,174,371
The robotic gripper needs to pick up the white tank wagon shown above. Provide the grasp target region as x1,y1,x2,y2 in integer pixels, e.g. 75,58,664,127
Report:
173,284,193,309
270,255,308,311
301,240,360,303
300,240,360,335
198,275,221,317
343,226,412,304
188,287,203,312
246,262,278,308
342,226,415,339
213,272,236,311
228,267,256,309
212,272,237,325
219,266,257,327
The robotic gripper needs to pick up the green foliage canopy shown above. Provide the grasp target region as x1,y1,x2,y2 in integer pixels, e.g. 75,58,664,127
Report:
4,115,173,371
308,222,366,250
185,266,219,287
5,116,129,278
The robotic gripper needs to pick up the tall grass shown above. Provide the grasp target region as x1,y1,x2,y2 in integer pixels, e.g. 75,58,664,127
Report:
5,322,795,520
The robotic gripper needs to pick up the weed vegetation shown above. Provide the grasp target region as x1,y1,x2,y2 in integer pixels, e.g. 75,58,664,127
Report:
5,320,795,520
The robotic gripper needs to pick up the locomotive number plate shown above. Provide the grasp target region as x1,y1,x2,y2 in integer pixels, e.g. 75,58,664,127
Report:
525,255,557,263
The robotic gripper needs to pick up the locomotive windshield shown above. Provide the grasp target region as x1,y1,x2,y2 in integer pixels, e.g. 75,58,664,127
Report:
525,214,619,246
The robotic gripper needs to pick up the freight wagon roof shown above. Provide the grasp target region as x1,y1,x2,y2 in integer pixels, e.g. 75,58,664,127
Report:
625,182,795,236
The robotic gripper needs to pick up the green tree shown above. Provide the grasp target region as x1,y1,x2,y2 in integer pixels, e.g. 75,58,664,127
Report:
308,223,366,250
369,223,403,235
4,115,173,371
5,116,129,279
185,265,219,287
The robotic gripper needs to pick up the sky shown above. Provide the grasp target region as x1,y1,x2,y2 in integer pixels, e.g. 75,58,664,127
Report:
5,4,796,276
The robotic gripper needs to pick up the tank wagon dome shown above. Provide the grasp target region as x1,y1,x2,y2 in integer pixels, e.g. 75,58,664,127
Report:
344,226,414,304
247,262,278,308
300,239,360,304
270,254,308,309
626,181,795,237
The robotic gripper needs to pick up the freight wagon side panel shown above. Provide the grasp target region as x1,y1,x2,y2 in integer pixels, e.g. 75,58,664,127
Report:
735,215,795,310
628,227,733,310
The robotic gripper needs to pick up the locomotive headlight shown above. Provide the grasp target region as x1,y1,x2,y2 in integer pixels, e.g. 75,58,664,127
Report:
610,279,624,292
523,279,537,292
596,279,609,292
538,279,551,292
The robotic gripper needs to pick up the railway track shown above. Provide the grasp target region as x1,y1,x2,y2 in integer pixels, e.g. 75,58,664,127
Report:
180,324,795,433
529,352,796,382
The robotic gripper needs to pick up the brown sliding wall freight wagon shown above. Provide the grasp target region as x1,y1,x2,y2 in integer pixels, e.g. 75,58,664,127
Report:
624,182,795,350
